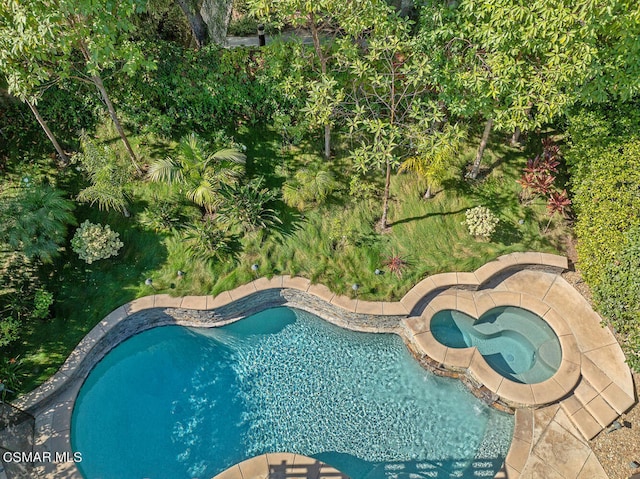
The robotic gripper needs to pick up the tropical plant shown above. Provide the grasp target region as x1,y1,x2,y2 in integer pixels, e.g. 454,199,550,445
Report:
323,24,439,229
0,184,76,263
71,221,124,264
137,195,201,233
383,253,408,278
399,124,466,199
147,132,246,213
517,139,562,204
0,356,24,398
218,177,281,233
74,132,134,215
282,167,337,211
183,219,238,263
465,206,499,239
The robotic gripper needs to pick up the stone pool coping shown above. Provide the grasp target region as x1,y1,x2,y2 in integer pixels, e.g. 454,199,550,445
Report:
11,251,636,479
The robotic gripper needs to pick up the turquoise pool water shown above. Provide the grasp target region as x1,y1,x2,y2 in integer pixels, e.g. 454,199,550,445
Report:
72,307,514,479
430,307,562,384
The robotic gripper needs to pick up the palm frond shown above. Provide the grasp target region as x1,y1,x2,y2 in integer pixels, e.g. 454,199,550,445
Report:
210,148,246,165
77,184,129,213
147,157,183,184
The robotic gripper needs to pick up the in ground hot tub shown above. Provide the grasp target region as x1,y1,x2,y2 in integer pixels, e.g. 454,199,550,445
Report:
430,306,562,384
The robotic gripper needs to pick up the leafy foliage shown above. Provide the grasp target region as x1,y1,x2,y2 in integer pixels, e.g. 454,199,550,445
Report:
111,42,303,137
0,356,25,397
31,289,54,320
147,132,245,213
183,220,238,263
0,184,76,263
567,105,640,285
465,206,499,239
593,227,640,371
418,0,640,132
138,195,201,233
283,166,337,211
71,221,124,264
218,177,281,233
74,132,134,214
399,124,466,198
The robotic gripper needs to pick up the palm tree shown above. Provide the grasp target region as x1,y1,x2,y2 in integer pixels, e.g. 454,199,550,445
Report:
400,124,466,199
0,184,76,263
147,133,246,213
75,132,132,216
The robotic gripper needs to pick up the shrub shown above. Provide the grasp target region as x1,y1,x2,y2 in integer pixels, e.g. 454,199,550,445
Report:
464,206,499,239
567,107,640,286
227,16,259,36
0,356,25,398
71,221,124,264
283,166,337,211
0,317,20,348
593,227,640,371
31,289,54,320
183,220,239,263
217,177,282,233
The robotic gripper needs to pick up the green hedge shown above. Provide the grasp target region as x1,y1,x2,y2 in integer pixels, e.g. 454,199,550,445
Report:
567,103,640,370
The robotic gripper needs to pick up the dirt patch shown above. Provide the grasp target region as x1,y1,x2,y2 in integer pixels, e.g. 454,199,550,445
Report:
590,372,640,479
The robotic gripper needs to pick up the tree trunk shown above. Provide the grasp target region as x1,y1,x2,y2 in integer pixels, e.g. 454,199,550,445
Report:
468,117,493,179
26,101,69,163
510,127,521,146
309,13,331,160
200,0,233,45
91,74,141,175
380,159,392,230
174,0,209,47
324,124,331,160
76,38,141,174
423,184,432,199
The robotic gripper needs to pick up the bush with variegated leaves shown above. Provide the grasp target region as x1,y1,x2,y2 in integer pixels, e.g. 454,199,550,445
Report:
464,206,499,239
71,221,123,264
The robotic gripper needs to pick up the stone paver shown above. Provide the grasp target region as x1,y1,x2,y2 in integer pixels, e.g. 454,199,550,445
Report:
181,295,207,310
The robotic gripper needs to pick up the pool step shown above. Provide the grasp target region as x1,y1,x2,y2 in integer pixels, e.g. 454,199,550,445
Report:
560,358,635,440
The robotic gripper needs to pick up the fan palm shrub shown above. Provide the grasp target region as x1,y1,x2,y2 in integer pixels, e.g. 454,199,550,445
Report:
147,133,246,213
0,184,75,263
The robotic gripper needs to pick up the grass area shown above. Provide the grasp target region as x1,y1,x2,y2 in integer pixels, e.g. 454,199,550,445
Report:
6,124,568,395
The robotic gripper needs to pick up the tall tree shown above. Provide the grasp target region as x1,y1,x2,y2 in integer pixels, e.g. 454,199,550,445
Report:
248,0,391,159
419,0,640,179
308,22,440,229
0,2,69,162
2,0,155,173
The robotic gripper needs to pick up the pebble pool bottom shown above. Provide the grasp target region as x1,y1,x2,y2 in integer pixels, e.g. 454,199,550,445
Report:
71,307,514,479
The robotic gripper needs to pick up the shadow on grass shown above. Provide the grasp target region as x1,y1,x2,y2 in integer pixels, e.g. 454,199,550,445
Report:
389,208,468,227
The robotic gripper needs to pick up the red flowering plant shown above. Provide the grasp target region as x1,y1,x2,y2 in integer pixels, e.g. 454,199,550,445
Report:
517,139,572,232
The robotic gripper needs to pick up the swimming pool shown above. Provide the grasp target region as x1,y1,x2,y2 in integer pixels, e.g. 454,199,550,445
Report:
71,307,514,479
430,306,562,384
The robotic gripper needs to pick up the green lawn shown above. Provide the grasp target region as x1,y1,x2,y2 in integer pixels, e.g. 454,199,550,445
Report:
8,126,567,394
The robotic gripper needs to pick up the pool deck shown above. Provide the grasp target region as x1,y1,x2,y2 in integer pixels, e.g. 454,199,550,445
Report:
8,252,636,479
